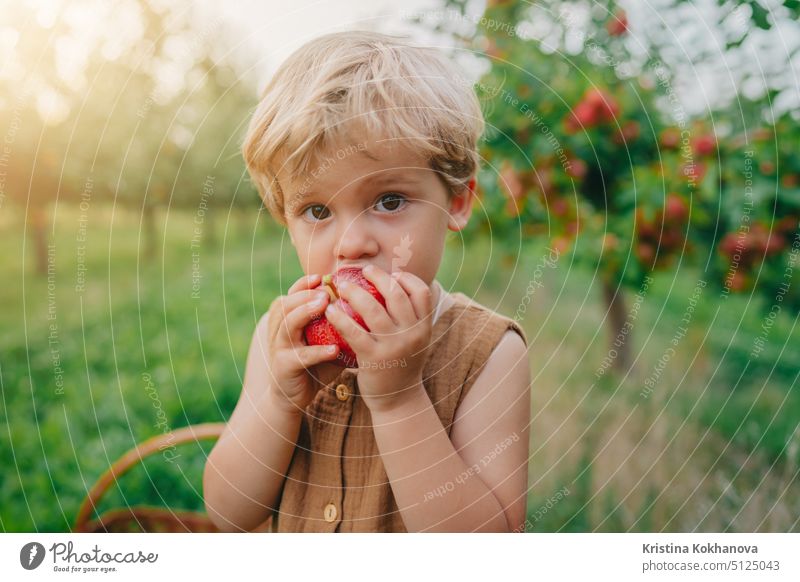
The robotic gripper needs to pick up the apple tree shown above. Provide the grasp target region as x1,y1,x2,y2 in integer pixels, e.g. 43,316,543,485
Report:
437,0,799,373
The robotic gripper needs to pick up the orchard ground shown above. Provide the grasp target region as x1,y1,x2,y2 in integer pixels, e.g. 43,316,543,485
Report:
1,205,797,532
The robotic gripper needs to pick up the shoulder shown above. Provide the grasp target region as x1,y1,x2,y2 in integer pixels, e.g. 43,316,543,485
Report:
489,329,528,366
447,292,528,351
464,325,530,403
448,302,531,532
438,294,528,403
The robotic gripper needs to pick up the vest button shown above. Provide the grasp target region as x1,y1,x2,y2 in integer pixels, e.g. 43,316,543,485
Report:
335,383,351,401
323,503,338,522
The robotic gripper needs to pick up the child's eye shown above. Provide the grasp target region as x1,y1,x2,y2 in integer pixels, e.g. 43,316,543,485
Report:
302,204,330,221
374,193,406,213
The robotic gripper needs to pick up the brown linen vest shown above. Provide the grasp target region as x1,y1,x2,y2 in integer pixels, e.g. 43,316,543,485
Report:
264,289,528,532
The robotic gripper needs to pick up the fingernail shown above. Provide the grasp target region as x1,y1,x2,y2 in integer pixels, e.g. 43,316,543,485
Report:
315,291,328,301
338,281,349,291
325,304,335,316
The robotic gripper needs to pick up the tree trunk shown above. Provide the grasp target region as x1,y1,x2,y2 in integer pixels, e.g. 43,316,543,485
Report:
601,277,633,375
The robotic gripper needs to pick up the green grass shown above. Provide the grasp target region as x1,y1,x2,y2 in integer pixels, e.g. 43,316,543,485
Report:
1,205,798,532
488,238,799,532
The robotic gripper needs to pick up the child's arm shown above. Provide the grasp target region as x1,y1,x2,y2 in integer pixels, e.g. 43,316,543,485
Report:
203,315,302,532
370,330,531,532
325,266,530,531
204,275,337,531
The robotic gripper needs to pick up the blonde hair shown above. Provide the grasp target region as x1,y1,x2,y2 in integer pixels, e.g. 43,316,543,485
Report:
242,30,484,225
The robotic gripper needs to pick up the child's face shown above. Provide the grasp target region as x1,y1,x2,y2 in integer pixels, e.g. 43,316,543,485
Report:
280,135,474,285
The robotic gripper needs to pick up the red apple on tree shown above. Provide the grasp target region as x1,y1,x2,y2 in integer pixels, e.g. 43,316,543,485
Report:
719,233,740,258
566,158,588,179
303,267,386,368
606,9,628,36
565,101,599,133
781,174,799,188
612,120,640,145
660,127,681,150
583,87,619,122
664,193,689,223
692,134,716,157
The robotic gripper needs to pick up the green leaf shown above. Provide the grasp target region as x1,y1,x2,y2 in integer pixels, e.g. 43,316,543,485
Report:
784,0,800,15
749,1,772,29
725,35,748,51
778,187,800,207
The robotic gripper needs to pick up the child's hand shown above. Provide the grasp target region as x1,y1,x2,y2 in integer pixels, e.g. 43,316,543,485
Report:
324,265,434,413
266,274,340,415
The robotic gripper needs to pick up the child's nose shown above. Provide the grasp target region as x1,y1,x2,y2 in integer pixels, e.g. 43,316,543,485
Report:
335,218,379,261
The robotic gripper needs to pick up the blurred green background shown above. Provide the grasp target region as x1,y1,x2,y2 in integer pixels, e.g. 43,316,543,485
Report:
1,0,798,532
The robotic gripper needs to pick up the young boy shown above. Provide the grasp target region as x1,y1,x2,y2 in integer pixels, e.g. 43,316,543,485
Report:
203,30,531,532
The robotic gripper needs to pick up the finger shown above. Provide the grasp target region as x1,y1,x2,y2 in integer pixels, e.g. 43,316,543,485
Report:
362,265,416,325
288,273,322,294
337,280,394,335
278,288,330,314
284,344,340,370
284,294,331,346
273,290,330,345
391,271,434,322
325,301,374,351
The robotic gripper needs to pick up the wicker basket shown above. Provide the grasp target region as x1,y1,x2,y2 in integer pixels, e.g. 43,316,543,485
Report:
73,423,273,533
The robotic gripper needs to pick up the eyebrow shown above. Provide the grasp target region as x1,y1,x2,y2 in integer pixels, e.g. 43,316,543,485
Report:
290,173,421,205
365,172,420,185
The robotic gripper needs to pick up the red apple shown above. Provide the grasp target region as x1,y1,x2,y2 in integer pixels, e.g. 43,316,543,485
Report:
682,161,707,184
566,158,588,179
660,128,681,150
749,223,784,256
781,174,799,188
729,271,748,292
752,128,772,142
636,243,656,264
583,87,619,122
613,120,640,144
606,10,628,36
550,235,571,255
601,233,619,253
565,219,580,235
566,88,619,133
658,227,683,249
550,197,569,217
303,267,386,368
569,101,599,131
692,134,716,157
719,233,740,258
664,193,689,223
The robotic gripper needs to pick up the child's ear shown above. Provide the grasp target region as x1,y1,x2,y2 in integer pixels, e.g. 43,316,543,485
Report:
447,177,476,232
